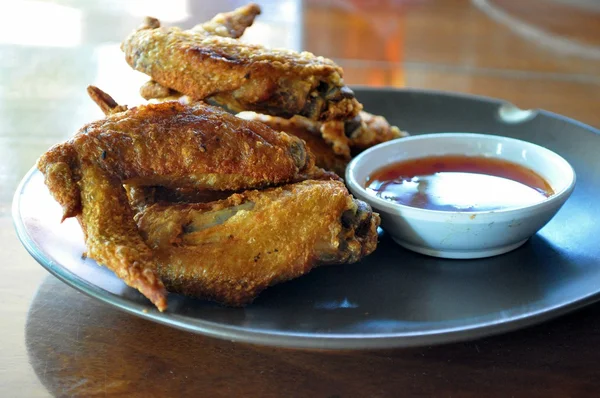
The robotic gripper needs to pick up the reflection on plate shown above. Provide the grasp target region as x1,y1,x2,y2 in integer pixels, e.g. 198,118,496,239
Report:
13,88,600,349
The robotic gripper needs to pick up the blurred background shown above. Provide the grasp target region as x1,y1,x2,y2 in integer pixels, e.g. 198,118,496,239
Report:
1,0,599,213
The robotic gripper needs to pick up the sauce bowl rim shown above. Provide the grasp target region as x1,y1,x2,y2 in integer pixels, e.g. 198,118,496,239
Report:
346,132,577,217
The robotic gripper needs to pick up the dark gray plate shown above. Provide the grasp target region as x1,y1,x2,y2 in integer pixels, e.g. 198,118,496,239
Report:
13,88,600,349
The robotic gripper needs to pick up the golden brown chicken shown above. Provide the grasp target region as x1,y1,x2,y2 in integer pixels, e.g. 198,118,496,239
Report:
193,2,261,39
126,185,239,213
136,180,379,305
125,166,341,213
237,111,350,176
121,4,362,121
351,112,408,151
237,111,407,175
138,3,261,102
127,3,405,177
37,87,319,311
320,111,408,157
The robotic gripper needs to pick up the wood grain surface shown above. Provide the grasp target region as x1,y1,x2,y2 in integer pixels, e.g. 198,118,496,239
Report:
26,276,600,397
1,0,599,397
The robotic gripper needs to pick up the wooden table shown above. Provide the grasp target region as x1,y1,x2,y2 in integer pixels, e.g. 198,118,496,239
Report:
2,1,599,396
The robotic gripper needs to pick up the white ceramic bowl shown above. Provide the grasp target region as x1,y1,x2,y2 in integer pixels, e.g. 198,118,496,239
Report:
346,133,576,259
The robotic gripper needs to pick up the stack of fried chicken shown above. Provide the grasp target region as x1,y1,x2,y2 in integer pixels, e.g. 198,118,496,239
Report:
37,4,406,311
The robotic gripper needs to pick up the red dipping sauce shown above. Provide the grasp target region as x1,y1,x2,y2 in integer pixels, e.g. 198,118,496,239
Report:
365,155,554,212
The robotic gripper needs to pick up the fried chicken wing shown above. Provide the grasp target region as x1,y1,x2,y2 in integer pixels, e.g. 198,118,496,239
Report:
125,166,341,213
121,5,362,121
135,180,379,305
77,162,168,310
323,111,409,155
192,3,261,38
318,111,407,158
139,80,180,101
139,4,260,102
126,185,239,213
237,111,350,176
82,87,314,191
37,87,318,310
236,111,407,175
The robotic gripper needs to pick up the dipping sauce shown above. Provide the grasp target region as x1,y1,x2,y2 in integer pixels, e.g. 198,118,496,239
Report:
366,155,554,212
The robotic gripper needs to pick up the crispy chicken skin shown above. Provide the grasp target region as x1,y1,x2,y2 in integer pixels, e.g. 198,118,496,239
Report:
82,86,315,192
126,185,239,213
139,3,260,101
139,80,180,101
236,111,407,175
77,163,168,310
237,111,349,176
37,87,317,310
324,111,408,156
135,180,380,305
126,166,341,213
193,3,261,38
121,5,362,121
